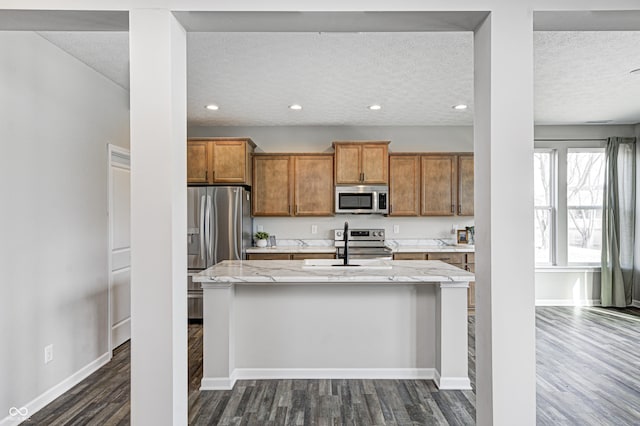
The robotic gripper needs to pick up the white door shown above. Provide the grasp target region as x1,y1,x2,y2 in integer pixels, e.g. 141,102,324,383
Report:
108,145,131,350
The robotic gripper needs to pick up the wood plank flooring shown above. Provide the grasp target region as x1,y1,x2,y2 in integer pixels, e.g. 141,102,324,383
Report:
25,307,640,425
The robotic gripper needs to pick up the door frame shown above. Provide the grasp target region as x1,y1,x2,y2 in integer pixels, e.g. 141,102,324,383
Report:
107,144,131,352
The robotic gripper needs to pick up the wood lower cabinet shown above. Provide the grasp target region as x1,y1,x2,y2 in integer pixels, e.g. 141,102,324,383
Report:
247,253,292,260
187,138,255,184
291,253,336,260
389,155,420,216
253,154,334,217
457,154,474,216
421,155,456,216
394,251,476,311
249,253,335,260
333,141,389,184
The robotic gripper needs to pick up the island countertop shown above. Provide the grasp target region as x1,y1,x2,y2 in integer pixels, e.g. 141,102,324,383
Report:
193,259,474,284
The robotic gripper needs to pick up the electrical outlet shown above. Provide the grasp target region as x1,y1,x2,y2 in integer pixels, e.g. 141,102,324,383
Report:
393,225,400,234
311,225,318,234
257,225,264,232
44,344,53,364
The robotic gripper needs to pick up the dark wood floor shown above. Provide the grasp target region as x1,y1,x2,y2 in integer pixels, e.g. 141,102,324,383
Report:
25,307,640,425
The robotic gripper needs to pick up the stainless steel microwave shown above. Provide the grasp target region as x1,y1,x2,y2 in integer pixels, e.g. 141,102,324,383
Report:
335,185,389,214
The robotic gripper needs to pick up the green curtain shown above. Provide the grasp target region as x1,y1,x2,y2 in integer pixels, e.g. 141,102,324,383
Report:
601,137,636,307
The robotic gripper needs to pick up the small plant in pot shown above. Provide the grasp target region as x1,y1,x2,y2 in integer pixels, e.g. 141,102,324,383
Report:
254,231,270,248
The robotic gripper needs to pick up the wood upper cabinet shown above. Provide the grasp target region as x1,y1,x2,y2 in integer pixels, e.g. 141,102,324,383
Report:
253,154,335,217
333,141,389,184
293,155,334,216
457,154,474,216
421,155,456,216
389,155,420,216
187,141,210,183
252,156,292,216
186,138,255,184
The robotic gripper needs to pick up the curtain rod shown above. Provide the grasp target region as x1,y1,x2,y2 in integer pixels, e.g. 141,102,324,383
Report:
534,138,606,142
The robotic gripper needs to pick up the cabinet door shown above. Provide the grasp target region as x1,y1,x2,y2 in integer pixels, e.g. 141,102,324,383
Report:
421,155,456,216
294,155,334,216
466,263,476,310
252,156,292,216
211,141,247,183
427,252,465,265
334,144,362,184
187,141,210,183
458,154,474,216
393,253,426,260
247,253,291,260
291,253,336,260
389,155,420,216
361,144,388,184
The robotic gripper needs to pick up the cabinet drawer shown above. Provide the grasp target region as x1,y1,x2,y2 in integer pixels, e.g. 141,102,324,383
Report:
247,253,292,260
427,252,465,265
291,253,336,260
466,253,475,264
393,253,427,260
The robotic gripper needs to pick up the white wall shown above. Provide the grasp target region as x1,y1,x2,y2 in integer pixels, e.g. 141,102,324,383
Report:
0,31,129,419
189,125,475,239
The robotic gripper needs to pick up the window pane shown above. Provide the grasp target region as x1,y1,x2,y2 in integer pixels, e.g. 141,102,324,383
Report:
534,152,551,206
568,208,603,263
535,208,551,264
567,151,604,207
567,150,604,264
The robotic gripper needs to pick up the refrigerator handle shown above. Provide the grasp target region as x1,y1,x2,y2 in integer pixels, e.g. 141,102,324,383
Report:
234,189,241,259
212,192,218,263
199,195,206,261
205,194,211,262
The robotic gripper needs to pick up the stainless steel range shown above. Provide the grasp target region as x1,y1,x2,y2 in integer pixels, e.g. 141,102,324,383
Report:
334,227,393,260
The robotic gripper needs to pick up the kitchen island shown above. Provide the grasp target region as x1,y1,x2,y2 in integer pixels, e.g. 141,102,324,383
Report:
193,259,474,391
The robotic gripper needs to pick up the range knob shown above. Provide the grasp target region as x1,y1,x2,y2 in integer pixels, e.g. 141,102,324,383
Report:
336,231,343,237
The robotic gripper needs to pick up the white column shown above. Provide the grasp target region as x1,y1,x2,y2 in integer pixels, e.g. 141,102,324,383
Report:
435,283,471,390
129,9,187,426
474,8,537,426
201,284,236,390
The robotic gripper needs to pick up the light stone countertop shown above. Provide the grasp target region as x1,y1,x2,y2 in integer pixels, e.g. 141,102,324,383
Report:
246,238,474,254
194,259,474,285
391,244,474,253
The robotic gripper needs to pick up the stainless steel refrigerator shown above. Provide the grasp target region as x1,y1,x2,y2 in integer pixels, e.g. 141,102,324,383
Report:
187,186,252,319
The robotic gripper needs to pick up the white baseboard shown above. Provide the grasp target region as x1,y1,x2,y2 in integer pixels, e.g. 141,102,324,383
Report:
536,299,601,307
0,352,111,426
433,370,472,390
112,317,131,349
632,300,640,308
201,368,436,391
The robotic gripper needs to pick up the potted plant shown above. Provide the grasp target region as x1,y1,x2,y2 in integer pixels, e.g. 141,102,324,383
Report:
254,231,269,248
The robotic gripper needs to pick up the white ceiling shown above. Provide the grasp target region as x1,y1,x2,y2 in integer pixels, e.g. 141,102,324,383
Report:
37,30,640,126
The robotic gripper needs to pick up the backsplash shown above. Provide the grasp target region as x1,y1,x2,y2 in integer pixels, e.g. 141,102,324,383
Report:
253,216,474,240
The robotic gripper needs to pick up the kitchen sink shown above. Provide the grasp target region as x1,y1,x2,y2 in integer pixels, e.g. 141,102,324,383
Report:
301,259,392,269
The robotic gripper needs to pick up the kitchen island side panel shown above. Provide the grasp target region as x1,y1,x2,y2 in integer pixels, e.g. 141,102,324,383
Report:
233,284,436,369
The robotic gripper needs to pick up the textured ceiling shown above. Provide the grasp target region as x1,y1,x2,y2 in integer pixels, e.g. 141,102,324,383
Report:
37,30,640,126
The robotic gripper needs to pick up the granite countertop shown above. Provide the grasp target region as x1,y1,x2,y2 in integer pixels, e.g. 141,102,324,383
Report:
194,259,474,285
246,239,474,254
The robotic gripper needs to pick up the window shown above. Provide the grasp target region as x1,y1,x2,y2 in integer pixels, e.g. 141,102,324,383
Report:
566,149,605,264
534,150,554,264
533,143,605,267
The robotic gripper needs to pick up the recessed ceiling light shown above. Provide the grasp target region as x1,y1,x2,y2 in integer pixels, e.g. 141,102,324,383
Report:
289,104,303,110
205,104,219,111
368,104,382,110
452,104,468,110
630,68,640,75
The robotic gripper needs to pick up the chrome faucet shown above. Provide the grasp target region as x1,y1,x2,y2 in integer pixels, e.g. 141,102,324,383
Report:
343,221,349,265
